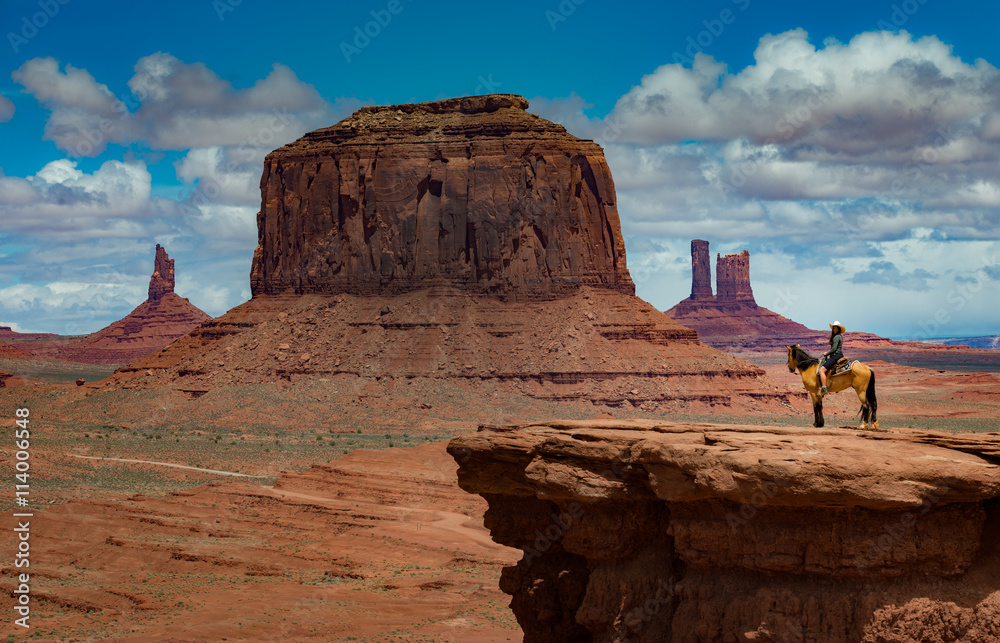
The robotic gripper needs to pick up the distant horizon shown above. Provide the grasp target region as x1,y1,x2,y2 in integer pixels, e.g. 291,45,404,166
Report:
2,0,999,338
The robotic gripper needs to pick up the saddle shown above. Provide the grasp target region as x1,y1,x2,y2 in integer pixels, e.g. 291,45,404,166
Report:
831,358,854,376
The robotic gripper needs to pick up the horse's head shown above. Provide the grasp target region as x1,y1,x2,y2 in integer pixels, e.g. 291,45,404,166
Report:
786,345,798,373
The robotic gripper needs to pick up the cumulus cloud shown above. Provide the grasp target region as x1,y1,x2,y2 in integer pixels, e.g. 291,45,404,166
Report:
13,53,333,156
0,159,157,238
0,96,14,122
610,30,1000,152
11,58,132,156
849,260,936,290
175,146,260,206
127,53,329,149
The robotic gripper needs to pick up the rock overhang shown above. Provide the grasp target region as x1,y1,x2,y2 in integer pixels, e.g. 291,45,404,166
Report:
450,420,1000,641
451,420,1000,510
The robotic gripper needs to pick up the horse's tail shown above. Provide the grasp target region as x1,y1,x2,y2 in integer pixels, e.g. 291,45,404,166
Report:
866,368,877,416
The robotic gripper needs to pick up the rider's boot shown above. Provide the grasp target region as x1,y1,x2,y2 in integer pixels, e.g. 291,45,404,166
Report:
820,385,828,397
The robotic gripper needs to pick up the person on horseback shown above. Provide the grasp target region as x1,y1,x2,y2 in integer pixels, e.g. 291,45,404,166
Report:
817,321,845,397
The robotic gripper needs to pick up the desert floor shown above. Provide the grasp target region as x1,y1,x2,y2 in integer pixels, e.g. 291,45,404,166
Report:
1,348,998,642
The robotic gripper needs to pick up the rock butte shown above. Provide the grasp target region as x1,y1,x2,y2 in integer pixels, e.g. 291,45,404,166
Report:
251,93,632,298
450,420,1000,642
30,245,210,365
102,95,794,413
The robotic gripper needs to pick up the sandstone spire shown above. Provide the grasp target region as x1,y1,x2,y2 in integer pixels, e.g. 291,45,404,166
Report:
148,244,175,301
690,239,713,300
716,250,754,303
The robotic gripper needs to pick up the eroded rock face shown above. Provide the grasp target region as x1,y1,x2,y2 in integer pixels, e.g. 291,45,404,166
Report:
450,420,1000,642
251,94,633,298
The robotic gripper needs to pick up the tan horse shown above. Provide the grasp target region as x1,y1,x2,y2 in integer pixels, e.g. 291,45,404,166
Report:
786,345,878,430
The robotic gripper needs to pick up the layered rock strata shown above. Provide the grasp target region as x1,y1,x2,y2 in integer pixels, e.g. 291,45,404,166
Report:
251,94,632,298
102,287,793,412
100,96,795,413
30,246,210,365
449,420,1000,642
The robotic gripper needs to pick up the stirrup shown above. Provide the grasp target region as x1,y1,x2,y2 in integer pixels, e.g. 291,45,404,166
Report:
820,386,828,397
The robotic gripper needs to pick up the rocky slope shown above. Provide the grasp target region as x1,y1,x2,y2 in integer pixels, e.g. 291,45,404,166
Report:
450,419,1000,642
29,245,210,365
97,95,796,415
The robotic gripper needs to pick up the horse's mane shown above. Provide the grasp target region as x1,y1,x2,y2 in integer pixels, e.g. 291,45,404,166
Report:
791,345,819,367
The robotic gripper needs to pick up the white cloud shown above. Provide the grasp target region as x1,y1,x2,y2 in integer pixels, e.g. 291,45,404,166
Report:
11,58,132,156
0,96,14,122
13,53,334,157
175,146,262,206
0,159,156,238
184,202,258,246
128,54,329,150
610,30,1000,152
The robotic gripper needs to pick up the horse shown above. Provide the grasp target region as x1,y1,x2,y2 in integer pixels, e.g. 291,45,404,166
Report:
786,344,878,430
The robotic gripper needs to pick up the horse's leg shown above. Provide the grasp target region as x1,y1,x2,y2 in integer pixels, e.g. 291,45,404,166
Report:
851,367,879,430
867,369,878,430
811,392,824,427
851,374,869,430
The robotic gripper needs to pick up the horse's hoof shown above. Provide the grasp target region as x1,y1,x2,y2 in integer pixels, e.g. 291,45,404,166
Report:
860,423,868,430
873,421,879,430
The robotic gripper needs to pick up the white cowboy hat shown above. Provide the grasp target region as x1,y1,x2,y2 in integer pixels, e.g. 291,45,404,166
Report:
829,321,846,333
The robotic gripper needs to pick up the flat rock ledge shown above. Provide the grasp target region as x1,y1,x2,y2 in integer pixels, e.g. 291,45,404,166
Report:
449,420,1000,642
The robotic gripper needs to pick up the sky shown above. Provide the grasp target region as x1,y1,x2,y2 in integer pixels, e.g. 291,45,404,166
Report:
2,0,999,340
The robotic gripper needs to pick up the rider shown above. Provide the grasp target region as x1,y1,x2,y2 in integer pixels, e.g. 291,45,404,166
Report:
818,321,845,397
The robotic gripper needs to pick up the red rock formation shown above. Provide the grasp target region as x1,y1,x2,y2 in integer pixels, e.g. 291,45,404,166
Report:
665,240,974,356
0,326,58,341
251,94,632,299
99,95,799,413
147,243,175,301
0,371,25,387
450,419,1000,642
715,250,754,304
689,239,712,300
29,246,210,365
0,340,34,360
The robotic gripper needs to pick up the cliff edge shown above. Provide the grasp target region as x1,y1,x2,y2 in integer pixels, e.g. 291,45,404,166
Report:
450,420,1000,642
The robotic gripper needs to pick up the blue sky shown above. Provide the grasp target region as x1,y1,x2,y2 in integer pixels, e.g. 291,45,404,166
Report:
2,0,999,339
